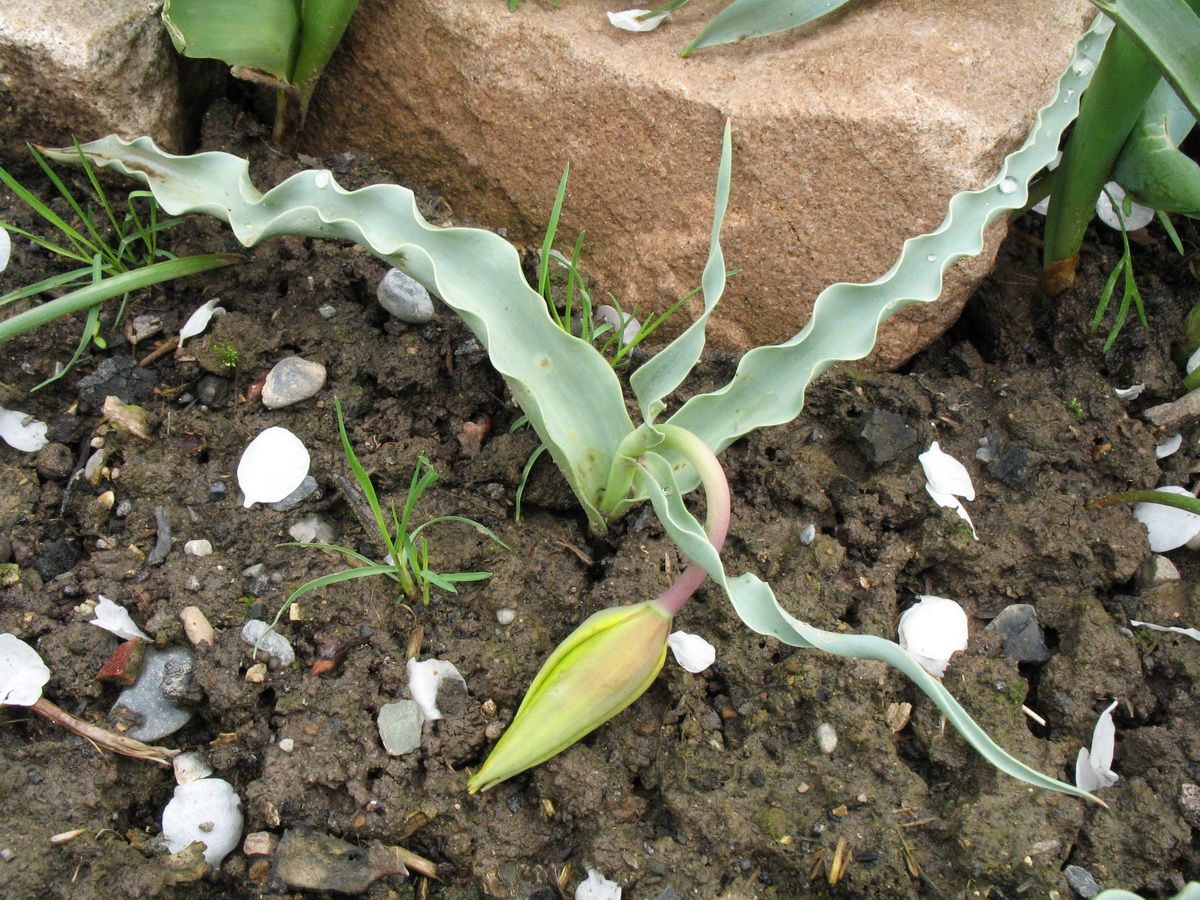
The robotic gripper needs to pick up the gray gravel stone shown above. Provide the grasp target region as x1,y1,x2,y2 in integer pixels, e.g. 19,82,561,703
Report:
268,475,320,511
377,269,435,323
112,646,196,741
984,604,1051,663
262,357,327,409
378,700,424,755
1064,865,1101,899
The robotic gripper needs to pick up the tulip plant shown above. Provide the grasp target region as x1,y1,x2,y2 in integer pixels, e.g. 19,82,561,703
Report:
47,18,1116,803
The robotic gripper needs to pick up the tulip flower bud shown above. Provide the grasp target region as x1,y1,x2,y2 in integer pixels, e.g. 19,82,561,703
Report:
468,600,672,793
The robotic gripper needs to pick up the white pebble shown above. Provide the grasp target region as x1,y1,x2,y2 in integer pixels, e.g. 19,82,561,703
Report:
816,722,838,755
278,738,295,753
184,539,213,557
496,609,516,625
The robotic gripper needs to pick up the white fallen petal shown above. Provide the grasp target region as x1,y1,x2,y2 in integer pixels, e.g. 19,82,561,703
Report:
576,868,622,900
407,657,466,721
897,595,969,678
1113,383,1144,400
919,442,975,501
0,633,51,706
667,631,716,673
1096,183,1155,231
1156,433,1183,459
1132,486,1200,552
607,9,669,32
1130,619,1200,643
90,594,151,641
0,227,10,273
237,427,310,508
161,777,243,866
0,407,49,452
179,298,225,345
1075,700,1119,792
924,486,978,540
1187,347,1200,376
593,304,641,345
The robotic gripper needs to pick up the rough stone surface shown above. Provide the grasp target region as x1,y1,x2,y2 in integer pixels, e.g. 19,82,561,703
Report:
305,0,1093,366
111,646,195,741
377,700,424,756
262,357,328,409
377,269,436,324
0,0,208,150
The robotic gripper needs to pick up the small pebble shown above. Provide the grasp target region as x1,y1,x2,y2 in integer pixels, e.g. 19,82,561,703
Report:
377,700,424,755
496,608,516,625
34,443,74,480
172,750,214,785
984,604,1051,664
1064,865,1101,899
816,722,838,754
0,848,15,862
1180,783,1200,827
194,374,229,407
241,620,296,666
243,832,279,857
112,646,196,740
278,738,295,753
179,606,215,646
377,269,435,323
261,357,328,409
288,516,337,545
318,304,338,319
268,475,319,511
183,539,213,558
245,663,268,683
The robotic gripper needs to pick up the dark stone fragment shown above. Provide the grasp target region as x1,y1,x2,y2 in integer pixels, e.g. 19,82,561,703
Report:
857,409,917,465
35,443,75,480
35,539,79,580
984,604,1051,663
76,356,158,413
195,375,230,406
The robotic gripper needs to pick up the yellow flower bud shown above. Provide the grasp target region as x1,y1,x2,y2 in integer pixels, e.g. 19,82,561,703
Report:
468,600,671,793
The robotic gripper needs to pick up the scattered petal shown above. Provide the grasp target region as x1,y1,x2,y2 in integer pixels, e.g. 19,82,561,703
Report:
0,227,10,273
237,427,311,508
1130,619,1200,643
407,657,466,721
897,595,969,678
1132,486,1200,552
0,633,51,706
179,298,225,345
1188,347,1200,376
90,594,151,641
0,407,49,452
607,9,669,32
594,304,641,345
1074,700,1119,792
576,868,622,900
919,442,975,501
667,631,716,673
1096,183,1155,231
161,777,244,866
1156,433,1183,459
1113,384,1144,400
925,486,978,539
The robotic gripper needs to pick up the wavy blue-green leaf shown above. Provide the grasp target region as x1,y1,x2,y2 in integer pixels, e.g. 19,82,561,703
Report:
629,121,732,428
633,452,1099,804
665,17,1110,488
1113,80,1200,214
45,136,635,527
682,0,855,57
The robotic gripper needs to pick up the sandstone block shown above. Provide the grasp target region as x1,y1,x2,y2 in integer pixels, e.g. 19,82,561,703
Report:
0,0,203,151
305,0,1093,367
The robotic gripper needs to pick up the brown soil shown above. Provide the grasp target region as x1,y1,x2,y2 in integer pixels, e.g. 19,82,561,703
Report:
0,101,1197,899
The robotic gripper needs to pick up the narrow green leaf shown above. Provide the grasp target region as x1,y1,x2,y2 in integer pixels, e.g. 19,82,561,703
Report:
294,0,361,109
682,0,855,56
0,254,240,342
1043,20,1160,269
1091,0,1200,122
